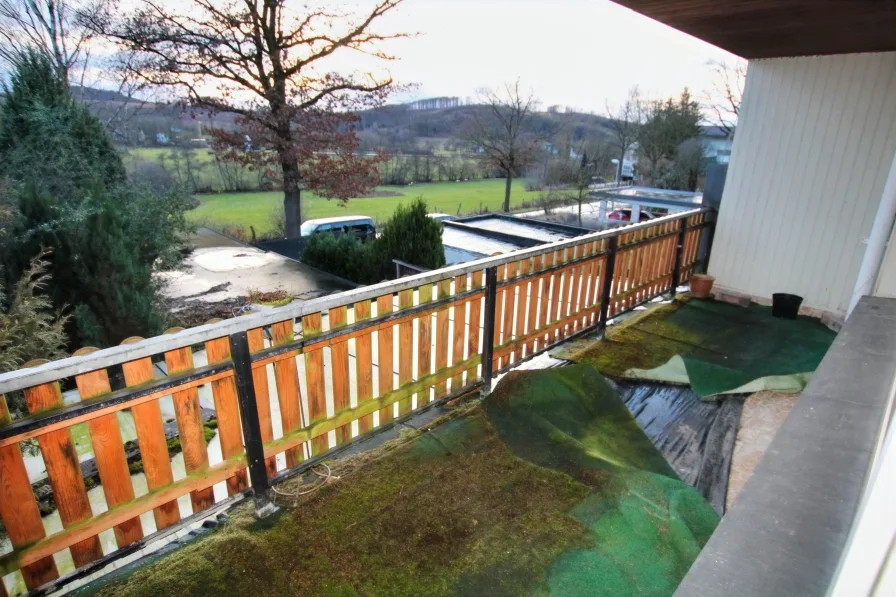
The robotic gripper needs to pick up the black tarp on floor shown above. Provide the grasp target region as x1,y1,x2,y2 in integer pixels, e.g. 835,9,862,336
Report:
611,379,745,515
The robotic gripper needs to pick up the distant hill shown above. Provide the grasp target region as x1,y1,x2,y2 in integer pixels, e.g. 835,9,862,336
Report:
355,100,615,153
68,87,614,151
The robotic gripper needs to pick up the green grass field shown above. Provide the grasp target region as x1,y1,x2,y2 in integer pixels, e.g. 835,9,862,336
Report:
189,179,542,234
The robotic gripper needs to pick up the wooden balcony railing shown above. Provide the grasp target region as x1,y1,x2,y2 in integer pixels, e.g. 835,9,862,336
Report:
0,207,712,596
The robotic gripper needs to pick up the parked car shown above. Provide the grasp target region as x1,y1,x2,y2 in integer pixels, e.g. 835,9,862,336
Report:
300,216,376,241
427,213,457,222
607,208,655,222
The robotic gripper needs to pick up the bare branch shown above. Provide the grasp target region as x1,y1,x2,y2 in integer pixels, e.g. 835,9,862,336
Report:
90,0,409,237
702,58,747,139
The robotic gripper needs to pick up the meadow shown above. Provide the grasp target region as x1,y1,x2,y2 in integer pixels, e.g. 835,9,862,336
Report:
189,179,543,234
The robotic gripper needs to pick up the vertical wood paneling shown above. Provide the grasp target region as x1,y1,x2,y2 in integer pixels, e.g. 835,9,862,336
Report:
354,301,374,433
302,313,327,456
539,252,556,349
451,274,467,391
72,349,143,548
162,340,214,512
0,395,59,589
501,260,520,366
526,256,543,354
466,271,483,383
435,279,451,396
397,289,414,415
120,338,180,531
513,258,531,362
376,294,395,425
22,367,104,567
710,53,896,315
271,320,304,466
416,283,433,408
203,336,249,495
492,263,507,371
328,306,351,444
246,329,277,477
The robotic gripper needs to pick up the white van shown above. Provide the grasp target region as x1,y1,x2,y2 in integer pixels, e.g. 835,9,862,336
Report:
300,216,376,241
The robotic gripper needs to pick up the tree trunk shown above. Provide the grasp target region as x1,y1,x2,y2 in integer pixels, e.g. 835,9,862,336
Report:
282,159,302,238
616,150,625,185
578,188,584,226
503,172,512,212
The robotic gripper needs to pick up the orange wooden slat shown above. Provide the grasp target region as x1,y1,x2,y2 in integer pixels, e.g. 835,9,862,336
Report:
491,263,506,371
0,394,59,589
525,255,543,355
578,257,595,330
376,294,395,426
513,258,531,363
397,289,414,415
162,337,214,512
416,283,434,408
466,271,483,383
354,301,374,434
591,256,605,325
549,252,566,346
270,320,304,466
574,250,590,329
119,337,180,531
302,312,328,456
435,279,451,397
500,261,519,367
630,244,645,307
328,306,351,444
623,248,636,311
21,364,103,568
203,336,249,495
71,348,143,548
563,250,579,336
538,252,556,350
451,274,467,392
642,238,656,297
651,236,663,294
246,328,277,477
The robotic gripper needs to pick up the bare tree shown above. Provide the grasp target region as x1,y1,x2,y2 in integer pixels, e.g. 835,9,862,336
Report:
93,0,410,238
465,80,545,212
0,0,106,82
571,139,611,226
703,58,747,139
605,86,645,185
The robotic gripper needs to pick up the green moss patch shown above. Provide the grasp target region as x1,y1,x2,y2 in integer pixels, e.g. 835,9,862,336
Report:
86,366,718,597
89,409,592,597
555,298,837,397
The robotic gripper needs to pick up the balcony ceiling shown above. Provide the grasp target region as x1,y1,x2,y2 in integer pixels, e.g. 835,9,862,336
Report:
608,0,896,59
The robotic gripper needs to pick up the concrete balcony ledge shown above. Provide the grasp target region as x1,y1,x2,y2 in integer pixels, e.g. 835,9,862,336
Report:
676,296,896,596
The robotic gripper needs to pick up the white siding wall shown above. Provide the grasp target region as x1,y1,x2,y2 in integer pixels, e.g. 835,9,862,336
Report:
709,53,896,316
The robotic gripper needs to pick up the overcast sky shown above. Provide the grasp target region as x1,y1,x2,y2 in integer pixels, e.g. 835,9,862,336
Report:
357,0,742,113
67,0,742,115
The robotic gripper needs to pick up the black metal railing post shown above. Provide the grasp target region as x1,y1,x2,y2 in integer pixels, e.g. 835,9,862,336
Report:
229,330,278,518
479,266,499,397
598,236,618,331
698,208,717,274
670,216,688,296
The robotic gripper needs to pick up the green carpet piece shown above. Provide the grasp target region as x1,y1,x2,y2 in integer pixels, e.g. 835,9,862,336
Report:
554,298,836,398
484,365,719,597
84,366,715,597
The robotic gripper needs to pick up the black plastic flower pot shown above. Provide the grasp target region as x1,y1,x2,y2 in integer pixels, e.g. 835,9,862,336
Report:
772,293,803,319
